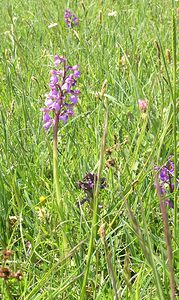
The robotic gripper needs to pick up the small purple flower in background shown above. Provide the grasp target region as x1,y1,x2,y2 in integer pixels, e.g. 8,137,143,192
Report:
77,173,106,207
41,55,80,130
64,9,79,28
138,99,148,113
165,199,174,209
155,156,178,208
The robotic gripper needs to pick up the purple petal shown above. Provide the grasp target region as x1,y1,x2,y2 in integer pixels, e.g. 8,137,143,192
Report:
54,55,61,67
43,113,51,123
66,108,74,116
54,55,66,67
59,114,69,124
50,75,58,84
62,82,71,92
45,99,54,107
52,102,61,111
50,70,57,75
71,65,79,71
70,95,78,104
159,168,169,182
165,199,174,209
49,89,58,99
160,185,166,195
167,160,174,176
56,70,64,77
73,90,80,95
43,121,52,130
74,70,80,78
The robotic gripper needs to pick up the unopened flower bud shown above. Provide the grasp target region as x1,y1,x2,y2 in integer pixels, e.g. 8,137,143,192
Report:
98,224,106,241
100,79,107,98
138,99,148,113
121,55,126,66
165,49,171,63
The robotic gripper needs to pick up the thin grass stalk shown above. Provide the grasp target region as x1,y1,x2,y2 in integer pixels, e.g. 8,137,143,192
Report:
125,200,165,300
155,174,175,299
108,135,162,230
93,249,99,299
81,82,108,299
123,250,132,297
4,281,13,300
99,225,120,300
25,239,85,300
52,273,84,296
142,210,167,300
172,1,178,255
105,243,119,299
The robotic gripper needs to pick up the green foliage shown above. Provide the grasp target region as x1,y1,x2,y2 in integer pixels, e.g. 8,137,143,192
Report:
0,0,178,299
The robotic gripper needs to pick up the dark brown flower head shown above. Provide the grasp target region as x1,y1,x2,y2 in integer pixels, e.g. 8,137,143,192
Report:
9,216,18,226
0,267,12,280
0,267,23,281
77,173,106,207
106,159,115,168
3,249,13,260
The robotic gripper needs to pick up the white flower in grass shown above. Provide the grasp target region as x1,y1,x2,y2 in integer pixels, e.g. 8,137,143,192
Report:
48,23,58,28
107,11,117,17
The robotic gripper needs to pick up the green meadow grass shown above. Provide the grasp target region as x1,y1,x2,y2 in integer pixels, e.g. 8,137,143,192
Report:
0,0,178,299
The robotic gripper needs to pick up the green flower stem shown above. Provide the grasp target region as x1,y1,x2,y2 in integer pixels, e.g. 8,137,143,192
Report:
53,115,61,209
53,114,68,251
53,115,60,207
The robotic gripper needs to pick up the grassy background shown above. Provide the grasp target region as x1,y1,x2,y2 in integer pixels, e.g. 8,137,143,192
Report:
0,0,178,299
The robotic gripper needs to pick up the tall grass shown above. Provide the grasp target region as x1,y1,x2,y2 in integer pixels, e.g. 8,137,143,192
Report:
0,0,178,299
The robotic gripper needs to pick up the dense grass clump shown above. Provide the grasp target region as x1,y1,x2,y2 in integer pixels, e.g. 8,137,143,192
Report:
0,0,178,299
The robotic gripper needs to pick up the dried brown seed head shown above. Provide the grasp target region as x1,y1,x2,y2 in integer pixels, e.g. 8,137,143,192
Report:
9,216,18,226
98,224,106,241
106,159,116,168
165,49,171,63
100,79,107,98
3,249,13,260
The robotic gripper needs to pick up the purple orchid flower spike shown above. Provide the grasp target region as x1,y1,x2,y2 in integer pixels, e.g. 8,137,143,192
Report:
77,173,106,207
64,10,79,28
155,156,178,209
41,55,80,130
41,56,80,236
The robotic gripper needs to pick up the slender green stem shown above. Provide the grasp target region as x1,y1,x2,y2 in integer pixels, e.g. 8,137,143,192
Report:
126,198,165,300
155,174,175,299
53,115,68,251
53,115,62,211
80,98,108,299
172,2,177,253
103,239,120,300
53,115,84,282
4,281,13,300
